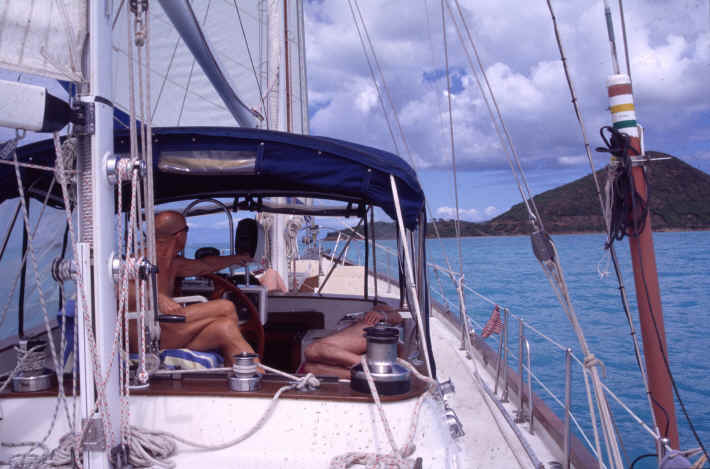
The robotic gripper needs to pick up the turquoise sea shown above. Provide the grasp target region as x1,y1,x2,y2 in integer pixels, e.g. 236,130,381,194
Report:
328,231,710,468
2,215,707,466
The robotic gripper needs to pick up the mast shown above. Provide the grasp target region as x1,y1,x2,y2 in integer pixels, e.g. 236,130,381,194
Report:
603,3,679,447
267,0,308,284
75,0,121,465
267,0,289,282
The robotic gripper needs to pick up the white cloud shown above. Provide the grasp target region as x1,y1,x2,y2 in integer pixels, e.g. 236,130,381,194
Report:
557,155,587,166
305,0,709,172
436,205,499,222
354,84,378,113
484,206,499,217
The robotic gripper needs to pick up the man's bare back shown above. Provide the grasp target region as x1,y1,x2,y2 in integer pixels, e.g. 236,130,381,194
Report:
154,211,254,366
303,304,402,379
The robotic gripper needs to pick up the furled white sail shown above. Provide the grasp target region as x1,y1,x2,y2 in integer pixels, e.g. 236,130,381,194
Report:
112,0,266,127
0,0,86,82
111,0,307,129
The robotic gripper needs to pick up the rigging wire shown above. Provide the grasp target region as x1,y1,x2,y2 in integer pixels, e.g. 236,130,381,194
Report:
632,192,710,462
439,0,464,279
447,2,623,466
353,0,409,157
544,0,659,444
348,0,458,278
346,0,400,155
597,1,708,459
152,36,183,119
447,0,541,226
234,0,268,126
178,0,213,125
596,127,710,460
617,0,633,80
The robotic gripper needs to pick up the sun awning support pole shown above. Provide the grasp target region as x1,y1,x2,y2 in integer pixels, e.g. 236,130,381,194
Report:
363,210,369,299
17,197,29,339
390,175,433,377
370,205,378,302
0,200,21,263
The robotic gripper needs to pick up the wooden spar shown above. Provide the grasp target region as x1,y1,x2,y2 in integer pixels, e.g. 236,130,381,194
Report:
607,74,679,447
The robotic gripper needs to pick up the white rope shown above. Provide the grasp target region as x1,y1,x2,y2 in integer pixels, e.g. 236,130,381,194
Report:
0,441,49,468
10,144,78,460
342,222,642,466
284,217,303,260
48,367,320,468
151,374,319,451
0,159,76,173
329,358,435,469
601,382,658,440
54,133,97,466
0,345,45,395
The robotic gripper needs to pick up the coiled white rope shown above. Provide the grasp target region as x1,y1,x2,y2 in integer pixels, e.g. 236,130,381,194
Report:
0,441,49,469
329,358,436,469
284,216,303,260
48,365,319,468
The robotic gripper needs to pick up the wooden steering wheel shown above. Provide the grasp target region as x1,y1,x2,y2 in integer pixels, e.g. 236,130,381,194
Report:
204,273,265,358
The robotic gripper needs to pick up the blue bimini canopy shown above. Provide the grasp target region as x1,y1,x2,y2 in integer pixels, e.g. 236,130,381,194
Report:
4,127,425,229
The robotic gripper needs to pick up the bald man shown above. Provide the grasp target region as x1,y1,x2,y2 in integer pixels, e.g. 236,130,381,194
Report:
154,210,255,365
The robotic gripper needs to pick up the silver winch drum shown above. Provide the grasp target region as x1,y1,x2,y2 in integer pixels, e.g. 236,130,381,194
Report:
351,322,411,396
12,340,56,393
228,352,262,392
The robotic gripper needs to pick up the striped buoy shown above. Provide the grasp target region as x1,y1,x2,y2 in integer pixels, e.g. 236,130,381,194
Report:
607,74,638,138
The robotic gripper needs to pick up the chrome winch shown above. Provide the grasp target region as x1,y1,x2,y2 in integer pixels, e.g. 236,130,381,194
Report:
351,322,411,396
12,339,56,393
228,352,262,392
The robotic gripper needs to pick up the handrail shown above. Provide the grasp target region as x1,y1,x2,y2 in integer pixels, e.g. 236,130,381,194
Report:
331,235,662,462
182,198,235,277
317,219,363,295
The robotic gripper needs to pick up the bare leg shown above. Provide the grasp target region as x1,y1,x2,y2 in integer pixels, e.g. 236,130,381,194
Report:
185,317,254,366
160,299,254,365
259,268,288,293
302,320,370,377
304,340,362,369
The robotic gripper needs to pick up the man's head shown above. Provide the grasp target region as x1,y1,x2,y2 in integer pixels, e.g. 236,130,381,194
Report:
155,210,189,250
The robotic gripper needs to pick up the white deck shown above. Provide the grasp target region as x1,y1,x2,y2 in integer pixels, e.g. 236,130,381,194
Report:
0,264,566,468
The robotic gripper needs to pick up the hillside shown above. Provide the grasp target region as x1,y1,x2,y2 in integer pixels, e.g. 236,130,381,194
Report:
486,152,710,235
325,153,710,239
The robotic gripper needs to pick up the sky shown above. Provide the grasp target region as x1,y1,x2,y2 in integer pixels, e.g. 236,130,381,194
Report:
1,0,708,225
302,0,710,221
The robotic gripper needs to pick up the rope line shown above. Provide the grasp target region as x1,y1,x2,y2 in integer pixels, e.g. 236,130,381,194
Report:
329,358,436,468
8,136,79,466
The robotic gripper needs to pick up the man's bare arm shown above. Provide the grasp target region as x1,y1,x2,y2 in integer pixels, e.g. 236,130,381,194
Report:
158,293,183,315
363,309,403,326
173,253,252,278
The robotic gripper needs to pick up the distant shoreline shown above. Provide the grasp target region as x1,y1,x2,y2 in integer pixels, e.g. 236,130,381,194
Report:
323,226,710,241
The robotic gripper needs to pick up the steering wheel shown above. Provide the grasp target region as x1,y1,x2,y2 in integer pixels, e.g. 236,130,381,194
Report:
204,273,265,358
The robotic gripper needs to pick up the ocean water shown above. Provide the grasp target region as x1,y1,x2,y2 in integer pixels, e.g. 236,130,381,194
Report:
2,220,707,466
330,231,710,467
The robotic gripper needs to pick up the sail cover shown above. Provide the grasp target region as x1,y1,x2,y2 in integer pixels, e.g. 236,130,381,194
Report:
5,127,425,229
0,1,86,82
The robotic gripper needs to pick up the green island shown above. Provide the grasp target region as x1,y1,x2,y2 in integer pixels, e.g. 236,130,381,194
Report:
325,152,710,239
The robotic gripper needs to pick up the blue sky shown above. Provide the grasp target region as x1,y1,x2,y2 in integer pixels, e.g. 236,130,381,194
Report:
1,0,708,226
303,0,710,222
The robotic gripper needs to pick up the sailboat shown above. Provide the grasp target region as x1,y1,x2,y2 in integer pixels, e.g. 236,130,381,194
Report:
0,1,705,468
